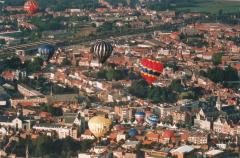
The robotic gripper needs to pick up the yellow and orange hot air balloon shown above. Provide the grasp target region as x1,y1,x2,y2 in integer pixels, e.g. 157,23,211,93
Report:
88,116,112,138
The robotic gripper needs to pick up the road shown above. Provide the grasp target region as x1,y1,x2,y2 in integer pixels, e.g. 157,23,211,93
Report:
0,23,182,58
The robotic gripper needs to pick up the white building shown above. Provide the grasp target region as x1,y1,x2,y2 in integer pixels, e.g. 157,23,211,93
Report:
33,124,73,139
0,116,31,130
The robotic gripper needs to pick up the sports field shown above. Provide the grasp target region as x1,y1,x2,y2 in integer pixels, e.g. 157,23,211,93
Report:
176,0,240,14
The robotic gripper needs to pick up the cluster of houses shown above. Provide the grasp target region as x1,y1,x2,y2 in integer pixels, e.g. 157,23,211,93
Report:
0,1,239,157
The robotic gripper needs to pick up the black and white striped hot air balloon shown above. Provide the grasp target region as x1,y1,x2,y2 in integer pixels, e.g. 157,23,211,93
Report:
90,40,113,64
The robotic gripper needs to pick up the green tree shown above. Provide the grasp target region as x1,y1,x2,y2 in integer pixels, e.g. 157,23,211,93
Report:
25,57,44,73
98,22,114,32
0,39,5,45
62,58,71,65
212,53,223,65
179,91,196,99
169,79,184,92
3,57,23,70
34,135,53,156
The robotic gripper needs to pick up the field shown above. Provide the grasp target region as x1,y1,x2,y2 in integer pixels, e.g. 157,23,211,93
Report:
176,0,240,14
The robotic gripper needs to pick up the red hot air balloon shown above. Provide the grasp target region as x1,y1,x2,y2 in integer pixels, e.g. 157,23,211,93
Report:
24,0,39,15
139,58,164,85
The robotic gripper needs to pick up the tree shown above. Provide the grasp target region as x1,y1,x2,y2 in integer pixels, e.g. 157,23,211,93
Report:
212,53,223,65
62,58,71,65
179,91,196,99
129,80,177,103
25,57,44,73
0,39,5,45
169,79,184,92
200,66,239,88
34,135,53,156
98,22,114,32
11,135,95,157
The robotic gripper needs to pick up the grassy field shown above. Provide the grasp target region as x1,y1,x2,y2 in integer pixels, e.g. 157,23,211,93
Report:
176,0,240,14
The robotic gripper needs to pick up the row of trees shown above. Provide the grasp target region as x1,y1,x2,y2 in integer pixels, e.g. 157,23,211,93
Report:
38,104,63,116
21,76,79,95
128,79,203,103
37,0,100,11
3,0,99,10
228,36,240,46
146,0,196,11
106,0,139,8
11,136,94,157
179,33,208,48
200,66,239,88
97,68,140,81
0,56,43,74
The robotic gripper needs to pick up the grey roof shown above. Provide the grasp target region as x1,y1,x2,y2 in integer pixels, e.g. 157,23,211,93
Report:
171,145,194,153
0,115,31,123
0,86,10,100
0,116,15,122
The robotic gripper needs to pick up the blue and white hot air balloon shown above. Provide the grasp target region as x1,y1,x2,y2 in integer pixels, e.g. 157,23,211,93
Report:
146,114,159,126
37,44,55,62
128,128,138,137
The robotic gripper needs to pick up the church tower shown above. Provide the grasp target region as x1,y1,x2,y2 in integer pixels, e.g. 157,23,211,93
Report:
216,95,222,111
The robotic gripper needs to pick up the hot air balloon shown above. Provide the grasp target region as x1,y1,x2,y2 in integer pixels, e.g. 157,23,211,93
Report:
37,44,55,62
128,128,138,137
90,40,113,64
24,0,39,15
146,114,159,126
88,116,112,138
139,58,164,85
135,112,145,123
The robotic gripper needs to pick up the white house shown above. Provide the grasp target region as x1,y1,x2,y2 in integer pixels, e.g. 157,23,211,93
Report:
0,116,31,130
33,124,73,139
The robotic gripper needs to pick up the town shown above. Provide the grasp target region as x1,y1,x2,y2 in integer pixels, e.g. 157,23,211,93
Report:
0,0,239,158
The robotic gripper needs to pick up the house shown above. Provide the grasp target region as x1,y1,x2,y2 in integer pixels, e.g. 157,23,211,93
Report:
33,123,75,139
0,86,10,106
194,109,212,131
113,151,138,158
17,84,43,97
153,104,180,119
0,115,31,130
10,96,47,108
78,153,91,158
213,117,238,136
114,106,133,121
122,140,140,150
171,145,195,158
188,131,209,145
172,111,192,126
80,129,95,140
0,127,8,139
146,132,160,142
1,70,16,81
205,149,224,158
57,112,81,126
116,133,127,142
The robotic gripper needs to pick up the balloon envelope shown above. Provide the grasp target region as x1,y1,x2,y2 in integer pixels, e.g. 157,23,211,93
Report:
88,116,112,138
128,128,138,137
24,0,39,14
139,58,164,85
91,40,113,64
135,112,145,123
37,44,55,62
146,114,159,126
